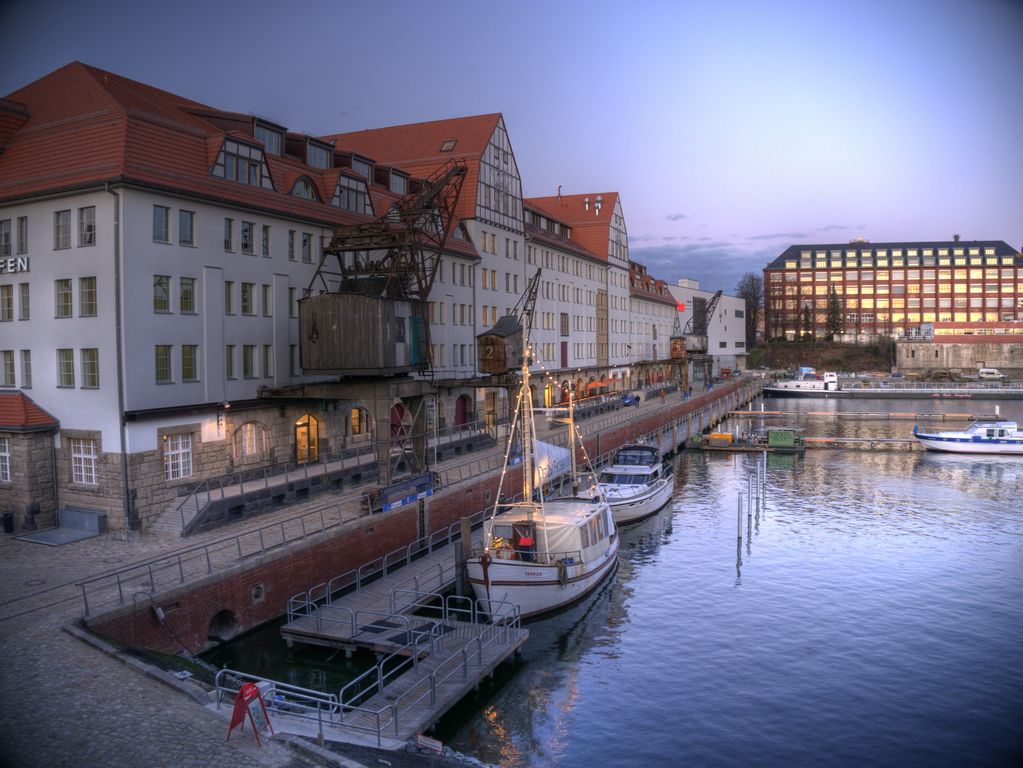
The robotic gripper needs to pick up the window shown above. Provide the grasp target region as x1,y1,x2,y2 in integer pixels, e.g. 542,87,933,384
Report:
0,285,11,321
55,279,72,318
237,422,268,457
54,210,71,249
262,284,272,316
332,176,371,213
153,275,171,312
352,156,372,179
261,224,271,257
155,345,172,383
79,277,96,316
288,287,297,318
152,205,170,242
211,139,272,189
241,283,254,315
78,206,96,246
1,350,13,387
0,437,9,483
225,345,236,379
18,283,28,320
224,281,234,314
301,233,312,263
307,143,331,169
351,407,362,434
20,349,31,388
241,221,254,254
164,433,192,480
70,438,98,485
0,219,10,257
291,178,319,200
179,210,194,246
80,348,99,388
254,123,283,155
242,345,255,378
179,277,196,313
288,230,295,260
224,218,234,250
57,348,74,387
262,345,274,377
16,216,27,254
181,345,198,381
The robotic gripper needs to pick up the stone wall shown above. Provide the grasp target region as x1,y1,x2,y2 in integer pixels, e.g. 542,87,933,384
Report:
0,430,57,530
897,342,1023,374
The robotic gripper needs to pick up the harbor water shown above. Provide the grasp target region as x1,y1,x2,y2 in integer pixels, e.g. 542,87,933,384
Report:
212,397,1023,767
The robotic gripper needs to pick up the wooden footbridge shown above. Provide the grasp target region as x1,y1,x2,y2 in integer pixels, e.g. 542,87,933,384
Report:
217,516,528,746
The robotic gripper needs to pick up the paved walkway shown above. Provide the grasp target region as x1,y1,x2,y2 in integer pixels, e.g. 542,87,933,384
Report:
0,382,723,768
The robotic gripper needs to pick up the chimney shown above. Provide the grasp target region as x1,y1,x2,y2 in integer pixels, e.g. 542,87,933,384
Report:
595,195,603,215
583,197,590,211
557,185,561,200
953,234,960,242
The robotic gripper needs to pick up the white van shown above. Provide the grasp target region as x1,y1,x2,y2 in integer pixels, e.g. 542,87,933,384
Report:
978,368,1005,381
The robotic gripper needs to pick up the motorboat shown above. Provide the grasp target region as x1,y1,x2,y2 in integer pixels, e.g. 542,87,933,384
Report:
466,354,619,621
763,371,840,397
913,420,1023,454
597,444,674,524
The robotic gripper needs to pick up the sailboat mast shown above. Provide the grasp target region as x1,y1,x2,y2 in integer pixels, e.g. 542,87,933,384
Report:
521,348,534,520
569,391,579,496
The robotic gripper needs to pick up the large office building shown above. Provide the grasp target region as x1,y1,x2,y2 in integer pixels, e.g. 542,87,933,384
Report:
764,238,1023,342
0,63,739,534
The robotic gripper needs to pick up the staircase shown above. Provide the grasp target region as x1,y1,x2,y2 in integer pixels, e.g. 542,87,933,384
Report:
148,493,203,537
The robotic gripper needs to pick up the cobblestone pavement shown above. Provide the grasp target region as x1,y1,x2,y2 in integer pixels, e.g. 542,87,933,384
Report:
0,383,718,768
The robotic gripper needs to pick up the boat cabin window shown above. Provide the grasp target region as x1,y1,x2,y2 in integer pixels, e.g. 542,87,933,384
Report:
491,524,514,540
600,472,647,485
616,449,653,465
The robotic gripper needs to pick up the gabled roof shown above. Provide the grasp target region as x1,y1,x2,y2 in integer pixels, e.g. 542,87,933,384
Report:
323,114,503,221
523,201,603,264
526,192,621,263
0,62,364,227
0,392,59,432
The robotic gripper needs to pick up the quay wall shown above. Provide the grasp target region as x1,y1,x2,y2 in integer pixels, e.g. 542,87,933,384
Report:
86,380,754,655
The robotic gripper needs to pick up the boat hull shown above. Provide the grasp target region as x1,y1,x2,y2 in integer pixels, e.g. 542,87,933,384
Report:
466,538,619,620
605,476,674,524
913,434,1023,454
762,386,839,398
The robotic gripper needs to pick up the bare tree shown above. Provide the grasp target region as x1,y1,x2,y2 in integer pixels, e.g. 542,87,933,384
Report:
735,272,763,348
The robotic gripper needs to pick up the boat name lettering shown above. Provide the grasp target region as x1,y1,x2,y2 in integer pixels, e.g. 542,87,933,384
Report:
524,571,544,577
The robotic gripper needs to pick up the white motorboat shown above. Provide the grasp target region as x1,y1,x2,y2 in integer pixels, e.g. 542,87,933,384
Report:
465,355,619,621
763,371,840,397
597,444,674,525
913,420,1023,454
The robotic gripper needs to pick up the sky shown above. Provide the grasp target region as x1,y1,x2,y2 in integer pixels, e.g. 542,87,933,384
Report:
2,0,1021,295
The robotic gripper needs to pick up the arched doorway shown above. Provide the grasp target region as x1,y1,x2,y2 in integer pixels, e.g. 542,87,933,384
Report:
454,394,473,429
295,413,319,463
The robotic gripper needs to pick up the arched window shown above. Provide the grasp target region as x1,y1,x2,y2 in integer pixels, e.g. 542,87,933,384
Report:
234,421,269,460
295,414,320,463
290,177,320,201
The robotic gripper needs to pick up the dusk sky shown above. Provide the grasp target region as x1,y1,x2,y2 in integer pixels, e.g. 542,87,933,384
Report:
2,0,1020,295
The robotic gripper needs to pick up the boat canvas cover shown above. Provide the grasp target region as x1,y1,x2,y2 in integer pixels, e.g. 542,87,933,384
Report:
533,440,571,486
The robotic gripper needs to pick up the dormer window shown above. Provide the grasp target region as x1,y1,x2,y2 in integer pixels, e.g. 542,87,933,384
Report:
291,177,320,201
307,142,331,170
390,171,408,196
440,139,457,152
351,156,372,180
332,175,372,214
211,139,275,190
254,123,283,156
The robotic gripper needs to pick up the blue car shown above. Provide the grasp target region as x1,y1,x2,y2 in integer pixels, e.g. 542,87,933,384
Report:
622,394,640,406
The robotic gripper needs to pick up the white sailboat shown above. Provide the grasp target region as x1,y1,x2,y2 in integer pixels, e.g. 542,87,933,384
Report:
465,355,619,621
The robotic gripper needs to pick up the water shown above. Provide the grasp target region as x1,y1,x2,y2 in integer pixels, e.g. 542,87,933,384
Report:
439,397,1023,767
209,397,1023,766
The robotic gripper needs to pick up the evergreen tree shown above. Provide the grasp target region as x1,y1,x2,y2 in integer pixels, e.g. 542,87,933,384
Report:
826,287,843,340
802,303,813,340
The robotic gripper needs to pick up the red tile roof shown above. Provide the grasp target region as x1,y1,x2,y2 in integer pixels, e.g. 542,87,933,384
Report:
527,192,620,263
0,392,59,431
323,114,502,221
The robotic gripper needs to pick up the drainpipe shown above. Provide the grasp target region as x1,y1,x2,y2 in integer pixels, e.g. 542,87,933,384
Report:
106,184,132,531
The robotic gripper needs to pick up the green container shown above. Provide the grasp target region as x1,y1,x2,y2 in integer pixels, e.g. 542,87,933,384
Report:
767,429,798,448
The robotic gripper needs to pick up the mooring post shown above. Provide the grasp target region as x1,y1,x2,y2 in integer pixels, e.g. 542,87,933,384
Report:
737,494,742,545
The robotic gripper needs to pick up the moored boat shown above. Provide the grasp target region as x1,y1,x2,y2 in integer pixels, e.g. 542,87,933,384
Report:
763,371,840,397
597,444,674,525
912,420,1023,454
466,352,619,621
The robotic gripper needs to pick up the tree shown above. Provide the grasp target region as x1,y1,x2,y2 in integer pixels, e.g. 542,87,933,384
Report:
734,272,763,348
826,286,843,340
801,303,814,340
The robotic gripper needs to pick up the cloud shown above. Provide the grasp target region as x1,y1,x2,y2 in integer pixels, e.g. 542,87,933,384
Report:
746,231,809,241
629,241,780,295
665,213,688,221
816,224,855,232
